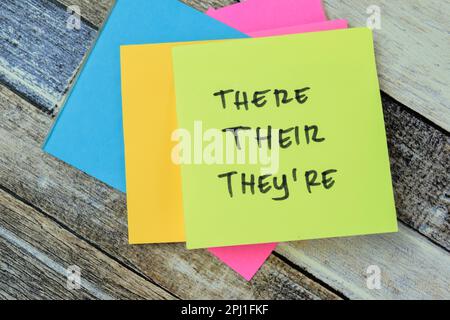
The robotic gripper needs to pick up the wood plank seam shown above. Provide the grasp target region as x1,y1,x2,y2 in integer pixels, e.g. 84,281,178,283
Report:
0,80,53,115
383,92,449,136
398,218,450,254
272,252,349,299
381,93,449,250
0,183,180,300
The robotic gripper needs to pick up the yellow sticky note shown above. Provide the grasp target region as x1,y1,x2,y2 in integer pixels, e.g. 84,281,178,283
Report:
120,43,189,244
172,28,398,249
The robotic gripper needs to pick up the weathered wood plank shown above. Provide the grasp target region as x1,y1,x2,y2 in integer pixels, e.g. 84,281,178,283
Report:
0,188,175,300
0,236,86,299
0,89,339,300
383,95,450,249
0,0,97,111
1,81,448,298
277,223,450,300
323,0,450,131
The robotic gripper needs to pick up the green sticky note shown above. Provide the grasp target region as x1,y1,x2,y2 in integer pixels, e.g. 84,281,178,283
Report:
172,28,398,249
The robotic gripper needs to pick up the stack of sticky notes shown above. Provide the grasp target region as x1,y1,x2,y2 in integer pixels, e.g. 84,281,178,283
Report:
43,0,398,281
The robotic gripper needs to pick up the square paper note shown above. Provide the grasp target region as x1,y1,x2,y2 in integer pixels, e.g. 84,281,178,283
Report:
172,28,398,249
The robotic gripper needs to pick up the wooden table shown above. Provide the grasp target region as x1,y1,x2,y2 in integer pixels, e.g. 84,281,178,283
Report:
0,0,449,300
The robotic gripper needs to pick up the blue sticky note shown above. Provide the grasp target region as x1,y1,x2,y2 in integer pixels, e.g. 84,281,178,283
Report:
43,0,247,192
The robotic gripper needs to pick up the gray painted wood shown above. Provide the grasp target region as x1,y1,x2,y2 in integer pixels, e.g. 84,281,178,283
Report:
0,188,175,300
1,237,88,299
277,222,450,300
0,0,97,111
323,0,450,131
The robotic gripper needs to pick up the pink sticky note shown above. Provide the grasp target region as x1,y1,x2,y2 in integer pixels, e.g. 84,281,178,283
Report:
206,0,327,33
207,2,348,281
248,19,348,38
209,243,278,281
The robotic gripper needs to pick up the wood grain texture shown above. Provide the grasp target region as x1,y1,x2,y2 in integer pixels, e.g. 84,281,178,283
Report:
383,95,449,250
0,188,175,300
181,0,238,11
0,81,448,299
0,88,339,300
277,223,450,300
0,0,97,111
323,0,450,131
0,0,239,113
